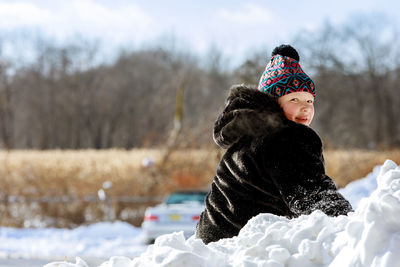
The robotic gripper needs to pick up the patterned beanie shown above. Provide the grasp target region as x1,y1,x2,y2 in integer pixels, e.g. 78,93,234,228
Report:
258,44,316,99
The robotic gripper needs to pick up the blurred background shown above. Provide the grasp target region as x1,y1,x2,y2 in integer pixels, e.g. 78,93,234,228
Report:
0,0,400,229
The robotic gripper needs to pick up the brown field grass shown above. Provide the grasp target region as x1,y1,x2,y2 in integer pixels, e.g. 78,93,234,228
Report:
0,148,399,228
0,149,216,197
324,149,400,188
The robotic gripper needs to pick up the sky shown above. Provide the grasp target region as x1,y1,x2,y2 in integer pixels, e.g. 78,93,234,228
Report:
0,0,399,65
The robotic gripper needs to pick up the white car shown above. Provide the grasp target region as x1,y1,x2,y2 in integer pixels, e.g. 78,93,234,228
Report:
142,190,208,244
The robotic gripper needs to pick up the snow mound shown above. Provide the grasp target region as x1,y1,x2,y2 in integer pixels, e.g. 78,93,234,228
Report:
45,160,400,267
338,164,380,208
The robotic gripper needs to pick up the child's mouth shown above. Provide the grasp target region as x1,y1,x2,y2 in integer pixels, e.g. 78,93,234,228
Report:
296,117,308,124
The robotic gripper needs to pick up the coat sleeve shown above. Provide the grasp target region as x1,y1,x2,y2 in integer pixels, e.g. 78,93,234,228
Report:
267,125,353,217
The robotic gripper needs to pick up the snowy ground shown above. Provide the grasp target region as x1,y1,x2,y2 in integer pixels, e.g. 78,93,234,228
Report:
0,221,148,267
1,160,397,267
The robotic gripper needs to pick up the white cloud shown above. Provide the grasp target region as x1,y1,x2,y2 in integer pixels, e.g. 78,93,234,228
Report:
0,2,55,28
217,3,274,24
67,0,152,37
0,0,153,45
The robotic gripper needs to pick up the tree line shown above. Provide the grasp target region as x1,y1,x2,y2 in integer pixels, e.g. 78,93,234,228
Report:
0,14,399,150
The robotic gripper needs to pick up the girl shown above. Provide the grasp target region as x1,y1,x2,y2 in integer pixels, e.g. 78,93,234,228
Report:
196,44,352,244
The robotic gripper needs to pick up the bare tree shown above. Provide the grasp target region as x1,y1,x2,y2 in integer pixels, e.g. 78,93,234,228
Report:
1,14,399,150
294,14,400,149
0,60,14,149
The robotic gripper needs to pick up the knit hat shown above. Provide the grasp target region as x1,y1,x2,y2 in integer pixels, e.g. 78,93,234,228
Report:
258,44,316,99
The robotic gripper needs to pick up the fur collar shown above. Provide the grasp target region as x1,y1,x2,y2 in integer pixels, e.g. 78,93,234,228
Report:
213,84,289,148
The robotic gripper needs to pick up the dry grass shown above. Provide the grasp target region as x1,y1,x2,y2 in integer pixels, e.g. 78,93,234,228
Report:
324,149,400,188
0,148,398,227
0,149,217,198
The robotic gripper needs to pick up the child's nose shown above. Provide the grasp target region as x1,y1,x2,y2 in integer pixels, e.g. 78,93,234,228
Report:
301,104,311,112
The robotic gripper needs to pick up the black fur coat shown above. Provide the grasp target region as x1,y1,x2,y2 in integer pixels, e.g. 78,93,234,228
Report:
196,85,352,244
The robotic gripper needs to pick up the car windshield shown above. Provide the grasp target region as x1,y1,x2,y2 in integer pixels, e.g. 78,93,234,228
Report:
166,192,207,205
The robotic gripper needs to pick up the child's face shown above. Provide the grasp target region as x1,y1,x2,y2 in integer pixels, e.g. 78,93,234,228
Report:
277,92,314,126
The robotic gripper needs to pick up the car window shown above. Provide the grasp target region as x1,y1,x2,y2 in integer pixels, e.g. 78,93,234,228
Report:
166,192,207,205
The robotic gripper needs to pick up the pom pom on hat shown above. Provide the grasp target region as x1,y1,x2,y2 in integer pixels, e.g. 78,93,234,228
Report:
271,44,299,61
258,44,316,98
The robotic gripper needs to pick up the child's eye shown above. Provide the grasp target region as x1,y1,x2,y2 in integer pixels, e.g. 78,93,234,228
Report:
290,98,298,102
307,100,314,104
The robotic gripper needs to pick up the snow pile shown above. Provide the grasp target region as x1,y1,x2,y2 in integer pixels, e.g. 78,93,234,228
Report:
330,160,400,266
45,160,400,267
338,164,380,208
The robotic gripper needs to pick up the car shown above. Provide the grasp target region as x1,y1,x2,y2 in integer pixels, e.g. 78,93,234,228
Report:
141,190,208,244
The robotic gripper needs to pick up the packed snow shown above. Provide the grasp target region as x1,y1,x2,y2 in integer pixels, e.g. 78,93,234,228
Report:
2,160,399,267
